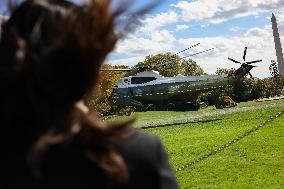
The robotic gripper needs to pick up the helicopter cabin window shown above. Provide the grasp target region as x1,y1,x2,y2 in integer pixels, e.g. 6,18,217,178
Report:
123,78,131,85
131,77,157,84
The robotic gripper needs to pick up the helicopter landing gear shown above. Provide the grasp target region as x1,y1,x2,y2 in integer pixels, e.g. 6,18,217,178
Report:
145,104,156,111
174,102,200,111
189,102,200,111
166,103,175,111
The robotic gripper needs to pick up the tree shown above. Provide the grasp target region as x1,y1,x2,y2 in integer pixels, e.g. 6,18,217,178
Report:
233,77,256,102
269,60,280,78
215,67,261,102
181,59,205,76
215,68,236,76
84,64,126,115
134,53,205,77
214,65,284,102
269,60,284,96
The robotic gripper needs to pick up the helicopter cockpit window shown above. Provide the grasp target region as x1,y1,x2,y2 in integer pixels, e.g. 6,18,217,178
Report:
131,77,157,84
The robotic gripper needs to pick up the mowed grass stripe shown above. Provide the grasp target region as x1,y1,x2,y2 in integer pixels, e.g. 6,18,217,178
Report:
135,100,284,128
144,106,284,188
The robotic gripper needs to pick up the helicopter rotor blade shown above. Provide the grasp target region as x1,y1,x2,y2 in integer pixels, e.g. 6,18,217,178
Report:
176,43,201,55
180,47,215,59
158,43,202,65
189,48,215,57
243,47,247,62
228,57,241,64
245,59,262,64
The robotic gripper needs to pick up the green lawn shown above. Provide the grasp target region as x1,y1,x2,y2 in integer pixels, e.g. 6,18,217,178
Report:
142,102,284,188
105,100,284,188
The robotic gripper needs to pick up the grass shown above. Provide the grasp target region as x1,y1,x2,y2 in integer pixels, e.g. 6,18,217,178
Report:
141,102,284,188
104,100,284,188
106,99,284,128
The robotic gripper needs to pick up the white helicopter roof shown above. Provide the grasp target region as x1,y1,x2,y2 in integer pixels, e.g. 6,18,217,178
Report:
115,70,228,88
134,70,163,78
134,70,226,80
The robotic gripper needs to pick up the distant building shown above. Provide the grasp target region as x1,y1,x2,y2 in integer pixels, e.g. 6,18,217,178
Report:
271,13,284,75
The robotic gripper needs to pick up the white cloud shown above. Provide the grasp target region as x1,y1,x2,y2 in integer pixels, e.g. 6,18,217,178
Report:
176,24,190,31
111,23,282,78
109,2,284,79
245,27,270,38
139,11,178,34
229,26,242,32
114,34,174,57
106,56,144,67
0,15,8,23
172,0,284,24
201,24,210,28
152,29,176,42
110,10,179,59
177,23,284,78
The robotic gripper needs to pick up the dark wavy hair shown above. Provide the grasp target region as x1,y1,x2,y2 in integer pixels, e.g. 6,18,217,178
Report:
0,0,149,186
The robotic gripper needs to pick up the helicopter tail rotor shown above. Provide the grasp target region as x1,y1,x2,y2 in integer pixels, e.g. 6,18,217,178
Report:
228,57,242,64
228,47,262,66
228,47,262,79
243,47,247,62
245,60,262,64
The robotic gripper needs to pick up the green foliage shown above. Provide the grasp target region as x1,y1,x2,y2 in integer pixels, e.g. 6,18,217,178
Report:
200,85,235,105
233,77,255,101
214,67,284,103
215,67,236,76
180,59,205,76
269,60,284,95
134,53,205,77
84,64,126,115
215,96,237,109
269,60,280,78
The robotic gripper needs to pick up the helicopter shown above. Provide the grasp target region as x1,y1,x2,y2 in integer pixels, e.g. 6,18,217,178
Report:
107,47,262,112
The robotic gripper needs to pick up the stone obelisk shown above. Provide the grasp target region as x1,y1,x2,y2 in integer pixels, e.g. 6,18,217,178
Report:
271,13,284,75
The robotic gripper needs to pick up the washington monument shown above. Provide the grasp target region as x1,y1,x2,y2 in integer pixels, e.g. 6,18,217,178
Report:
271,13,284,75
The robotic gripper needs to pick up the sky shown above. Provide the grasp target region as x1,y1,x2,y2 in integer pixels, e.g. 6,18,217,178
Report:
1,0,284,78
106,0,284,79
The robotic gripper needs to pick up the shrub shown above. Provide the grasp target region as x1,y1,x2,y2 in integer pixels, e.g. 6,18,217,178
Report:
215,96,237,109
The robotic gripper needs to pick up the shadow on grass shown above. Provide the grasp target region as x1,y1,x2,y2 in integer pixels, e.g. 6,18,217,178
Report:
141,118,222,130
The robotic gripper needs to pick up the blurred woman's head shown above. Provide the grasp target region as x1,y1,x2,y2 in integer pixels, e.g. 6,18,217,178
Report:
0,0,136,185
0,0,117,104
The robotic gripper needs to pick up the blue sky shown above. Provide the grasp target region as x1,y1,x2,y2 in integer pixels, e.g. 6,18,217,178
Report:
1,0,284,78
107,0,284,79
